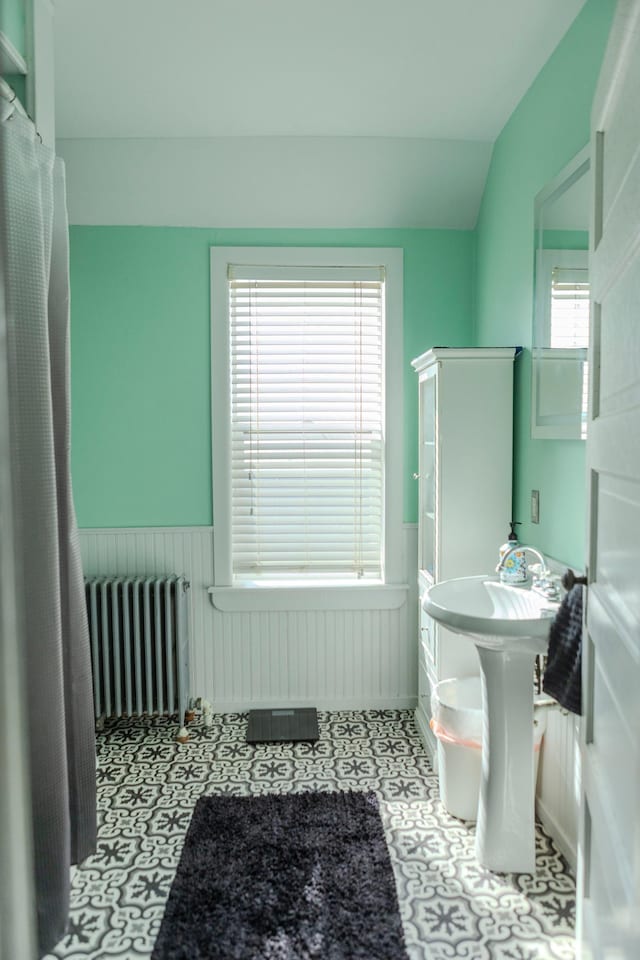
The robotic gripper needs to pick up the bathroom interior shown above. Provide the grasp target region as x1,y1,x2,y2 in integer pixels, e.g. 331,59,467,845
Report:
1,0,638,958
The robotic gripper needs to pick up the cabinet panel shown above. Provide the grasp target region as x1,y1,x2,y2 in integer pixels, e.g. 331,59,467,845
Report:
418,371,437,578
419,606,436,671
412,348,515,757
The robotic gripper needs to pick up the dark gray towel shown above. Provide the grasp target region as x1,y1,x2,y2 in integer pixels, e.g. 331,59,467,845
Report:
543,584,583,715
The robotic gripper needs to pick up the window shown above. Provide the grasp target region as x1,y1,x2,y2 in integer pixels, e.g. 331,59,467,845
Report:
211,248,403,592
532,248,590,440
549,264,589,350
550,261,589,439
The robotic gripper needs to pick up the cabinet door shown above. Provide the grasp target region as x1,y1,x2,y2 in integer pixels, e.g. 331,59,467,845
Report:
579,6,640,953
418,368,437,578
419,606,437,677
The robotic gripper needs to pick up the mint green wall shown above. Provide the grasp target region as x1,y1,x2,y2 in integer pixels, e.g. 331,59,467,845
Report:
0,0,26,57
542,230,589,251
69,5,613,539
474,0,615,568
1,0,26,107
70,227,474,528
5,74,25,103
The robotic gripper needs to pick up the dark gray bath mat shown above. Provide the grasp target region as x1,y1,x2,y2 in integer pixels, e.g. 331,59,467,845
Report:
246,706,319,742
151,791,408,960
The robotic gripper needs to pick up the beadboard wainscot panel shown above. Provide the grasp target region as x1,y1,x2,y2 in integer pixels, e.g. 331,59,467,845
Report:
532,553,581,872
536,708,580,871
79,526,215,703
79,525,419,712
79,524,578,864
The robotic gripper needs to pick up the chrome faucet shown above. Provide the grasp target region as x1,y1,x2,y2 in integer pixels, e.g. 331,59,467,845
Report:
496,545,562,601
495,543,547,576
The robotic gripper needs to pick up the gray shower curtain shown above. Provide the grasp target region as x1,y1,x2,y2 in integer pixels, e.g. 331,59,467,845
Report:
1,111,96,954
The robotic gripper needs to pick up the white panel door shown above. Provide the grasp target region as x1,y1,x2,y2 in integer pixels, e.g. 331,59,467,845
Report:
578,2,640,956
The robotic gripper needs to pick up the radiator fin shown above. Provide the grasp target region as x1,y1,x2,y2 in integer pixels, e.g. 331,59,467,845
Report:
84,575,189,724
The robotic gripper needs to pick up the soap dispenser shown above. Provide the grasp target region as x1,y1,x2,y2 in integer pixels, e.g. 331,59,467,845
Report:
498,522,527,584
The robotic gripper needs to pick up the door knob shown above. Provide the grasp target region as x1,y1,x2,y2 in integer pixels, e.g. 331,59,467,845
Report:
562,569,588,590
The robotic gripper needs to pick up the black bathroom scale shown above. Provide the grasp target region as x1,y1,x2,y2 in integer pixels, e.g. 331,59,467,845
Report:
246,707,319,743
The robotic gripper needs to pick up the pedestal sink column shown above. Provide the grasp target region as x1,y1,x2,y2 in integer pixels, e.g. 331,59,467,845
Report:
475,645,537,874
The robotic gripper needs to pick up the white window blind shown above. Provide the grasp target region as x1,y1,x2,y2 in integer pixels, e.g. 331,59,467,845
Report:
228,265,385,581
550,266,590,348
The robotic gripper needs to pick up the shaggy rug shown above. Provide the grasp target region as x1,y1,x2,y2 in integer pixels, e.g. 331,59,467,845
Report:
152,790,408,960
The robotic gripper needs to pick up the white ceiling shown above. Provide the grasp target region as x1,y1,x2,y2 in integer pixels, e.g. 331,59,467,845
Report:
54,0,587,140
53,0,588,228
58,136,494,229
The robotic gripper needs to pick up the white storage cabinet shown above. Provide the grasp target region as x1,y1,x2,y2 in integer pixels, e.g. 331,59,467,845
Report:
412,347,515,758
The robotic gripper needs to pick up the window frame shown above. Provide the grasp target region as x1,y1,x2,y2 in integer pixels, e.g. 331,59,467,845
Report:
532,247,589,440
210,246,405,609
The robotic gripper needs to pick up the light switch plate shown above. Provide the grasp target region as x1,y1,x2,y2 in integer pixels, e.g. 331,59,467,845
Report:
531,489,540,524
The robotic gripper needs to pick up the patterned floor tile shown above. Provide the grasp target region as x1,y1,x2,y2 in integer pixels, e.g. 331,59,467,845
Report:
43,710,576,960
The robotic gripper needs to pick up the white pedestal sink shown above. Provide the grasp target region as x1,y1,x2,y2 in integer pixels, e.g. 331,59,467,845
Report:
423,576,558,874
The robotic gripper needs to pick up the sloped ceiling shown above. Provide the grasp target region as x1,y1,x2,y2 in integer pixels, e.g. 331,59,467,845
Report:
54,0,587,228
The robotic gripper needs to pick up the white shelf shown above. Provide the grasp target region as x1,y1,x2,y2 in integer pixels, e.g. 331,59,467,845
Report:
0,31,27,75
412,346,517,373
209,582,409,612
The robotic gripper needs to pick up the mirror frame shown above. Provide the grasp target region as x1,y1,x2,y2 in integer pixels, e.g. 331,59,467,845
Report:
531,145,590,440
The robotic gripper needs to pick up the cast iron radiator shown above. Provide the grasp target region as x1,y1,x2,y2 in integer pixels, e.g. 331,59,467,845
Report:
84,575,190,726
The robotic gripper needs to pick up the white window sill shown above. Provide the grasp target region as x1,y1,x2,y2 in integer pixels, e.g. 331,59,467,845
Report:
207,582,409,612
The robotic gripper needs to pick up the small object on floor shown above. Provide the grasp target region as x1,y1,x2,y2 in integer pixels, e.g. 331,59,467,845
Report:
151,791,408,960
246,706,319,743
175,726,189,744
202,699,213,727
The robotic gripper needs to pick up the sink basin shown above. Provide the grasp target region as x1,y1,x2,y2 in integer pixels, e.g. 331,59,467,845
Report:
423,575,557,653
423,575,559,874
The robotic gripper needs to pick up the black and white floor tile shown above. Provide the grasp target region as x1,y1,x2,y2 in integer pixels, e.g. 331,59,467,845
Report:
44,710,576,960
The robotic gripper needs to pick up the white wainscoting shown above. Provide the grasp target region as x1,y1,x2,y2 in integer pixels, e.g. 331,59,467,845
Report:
536,708,581,871
79,525,419,713
78,523,578,865
531,553,581,871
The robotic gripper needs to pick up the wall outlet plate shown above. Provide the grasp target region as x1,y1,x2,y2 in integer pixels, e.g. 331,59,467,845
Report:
531,489,540,524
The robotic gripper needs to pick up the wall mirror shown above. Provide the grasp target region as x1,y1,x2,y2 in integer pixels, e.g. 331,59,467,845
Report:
532,145,590,440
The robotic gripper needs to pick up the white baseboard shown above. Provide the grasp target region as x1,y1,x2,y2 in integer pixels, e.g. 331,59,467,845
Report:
414,706,437,765
536,794,577,874
206,696,418,713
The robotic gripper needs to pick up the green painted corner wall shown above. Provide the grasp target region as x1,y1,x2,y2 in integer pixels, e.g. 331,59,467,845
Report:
474,0,616,568
69,1,615,546
541,230,589,252
0,0,26,56
69,227,474,528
